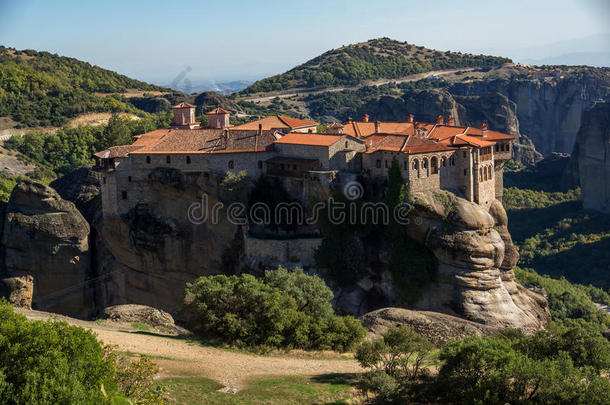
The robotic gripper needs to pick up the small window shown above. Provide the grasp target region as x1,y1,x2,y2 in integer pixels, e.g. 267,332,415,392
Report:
384,160,388,168
186,156,191,164
121,191,127,200
345,141,348,148
292,165,297,170
506,144,510,151
376,160,381,168
451,157,455,166
128,176,132,182
495,144,499,152
102,177,106,184
146,156,151,164
403,160,407,170
166,156,171,164
228,160,234,169
463,151,467,159
464,169,467,176
258,160,263,169
204,172,210,180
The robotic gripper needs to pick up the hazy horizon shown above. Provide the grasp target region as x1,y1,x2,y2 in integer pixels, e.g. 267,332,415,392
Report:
1,0,608,90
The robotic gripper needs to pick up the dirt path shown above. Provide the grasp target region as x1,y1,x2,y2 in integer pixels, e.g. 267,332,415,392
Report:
17,308,363,392
238,68,474,103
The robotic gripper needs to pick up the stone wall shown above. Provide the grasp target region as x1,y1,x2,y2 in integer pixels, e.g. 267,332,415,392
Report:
244,235,322,269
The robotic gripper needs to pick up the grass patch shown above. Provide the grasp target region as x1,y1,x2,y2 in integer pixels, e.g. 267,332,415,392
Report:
160,374,357,405
131,322,150,331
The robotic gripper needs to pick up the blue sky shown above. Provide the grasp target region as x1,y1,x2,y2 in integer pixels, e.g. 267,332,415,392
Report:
1,0,608,85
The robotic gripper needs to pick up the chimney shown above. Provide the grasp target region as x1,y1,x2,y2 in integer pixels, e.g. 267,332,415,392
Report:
375,120,381,133
481,123,488,137
436,115,444,125
362,114,370,123
407,114,414,123
258,123,262,135
346,117,353,123
447,116,455,126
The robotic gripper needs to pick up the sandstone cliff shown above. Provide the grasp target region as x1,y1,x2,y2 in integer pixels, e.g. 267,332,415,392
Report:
356,69,610,164
0,181,92,317
405,191,549,330
565,102,610,213
0,171,550,334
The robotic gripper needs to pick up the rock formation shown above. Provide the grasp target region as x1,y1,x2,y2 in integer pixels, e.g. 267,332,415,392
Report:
0,181,92,317
405,191,550,331
360,307,501,346
565,102,610,213
94,170,239,315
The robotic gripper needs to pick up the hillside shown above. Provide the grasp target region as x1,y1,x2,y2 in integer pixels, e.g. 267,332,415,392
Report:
0,46,170,127
241,37,511,93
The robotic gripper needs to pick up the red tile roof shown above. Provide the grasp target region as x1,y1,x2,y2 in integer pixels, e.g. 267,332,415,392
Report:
232,115,318,131
274,133,343,146
172,102,196,109
93,145,143,159
206,107,231,115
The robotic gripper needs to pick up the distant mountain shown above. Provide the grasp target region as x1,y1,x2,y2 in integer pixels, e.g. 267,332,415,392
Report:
521,52,610,68
167,79,253,95
241,37,511,94
514,33,610,67
0,46,169,127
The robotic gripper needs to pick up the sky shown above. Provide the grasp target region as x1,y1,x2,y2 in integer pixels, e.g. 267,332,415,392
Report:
1,0,608,87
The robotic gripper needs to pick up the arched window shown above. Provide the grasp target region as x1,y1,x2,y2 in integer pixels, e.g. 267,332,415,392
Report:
186,156,191,164
412,159,419,170
480,168,483,182
345,141,348,148
228,160,234,169
431,156,438,174
423,157,429,177
441,156,447,167
451,156,455,166
506,144,510,151
488,166,492,179
146,156,151,164
404,160,407,170
495,144,499,152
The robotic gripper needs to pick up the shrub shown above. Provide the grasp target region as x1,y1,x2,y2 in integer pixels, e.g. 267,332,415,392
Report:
182,267,365,351
356,326,433,380
435,325,610,404
0,300,165,404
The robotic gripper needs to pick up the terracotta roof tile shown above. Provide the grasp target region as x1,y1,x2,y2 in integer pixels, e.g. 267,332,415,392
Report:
274,133,343,146
94,145,143,159
206,107,231,115
232,115,318,131
172,102,196,109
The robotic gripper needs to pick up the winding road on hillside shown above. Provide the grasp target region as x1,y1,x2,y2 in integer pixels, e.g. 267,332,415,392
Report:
17,308,363,393
237,67,474,103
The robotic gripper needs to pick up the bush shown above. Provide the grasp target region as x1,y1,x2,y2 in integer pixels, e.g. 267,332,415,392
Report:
435,325,610,404
0,300,165,404
182,267,365,351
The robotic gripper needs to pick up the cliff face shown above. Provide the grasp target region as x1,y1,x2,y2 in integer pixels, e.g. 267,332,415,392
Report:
93,170,239,315
405,191,549,330
0,182,92,317
566,102,610,213
357,70,610,164
0,170,549,332
449,73,610,157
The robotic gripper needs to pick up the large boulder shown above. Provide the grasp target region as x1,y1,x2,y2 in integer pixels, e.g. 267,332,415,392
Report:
405,191,550,331
0,181,92,317
50,167,101,223
100,304,185,333
360,307,501,346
